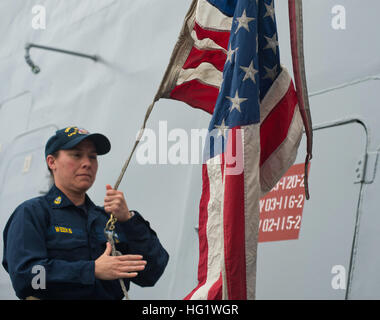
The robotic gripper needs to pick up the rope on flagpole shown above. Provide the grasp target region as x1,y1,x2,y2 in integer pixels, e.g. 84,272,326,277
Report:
112,99,158,191
103,97,158,300
289,0,313,200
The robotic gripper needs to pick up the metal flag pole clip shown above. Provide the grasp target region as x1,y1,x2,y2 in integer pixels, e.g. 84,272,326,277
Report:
103,226,130,300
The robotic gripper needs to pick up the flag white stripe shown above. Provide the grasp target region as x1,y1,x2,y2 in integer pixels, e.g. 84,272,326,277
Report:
177,62,223,87
191,30,227,53
242,124,261,300
196,0,233,31
190,157,224,299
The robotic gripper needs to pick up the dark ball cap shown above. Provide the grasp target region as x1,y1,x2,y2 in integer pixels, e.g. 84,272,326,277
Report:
45,126,111,158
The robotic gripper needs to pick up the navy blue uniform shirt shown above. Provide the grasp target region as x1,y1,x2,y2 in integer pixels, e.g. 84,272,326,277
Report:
2,185,169,299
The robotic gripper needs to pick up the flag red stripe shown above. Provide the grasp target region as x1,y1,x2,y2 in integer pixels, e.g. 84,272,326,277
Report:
184,164,211,300
170,80,218,114
223,128,247,299
260,81,298,166
183,46,226,72
207,273,223,300
194,22,230,51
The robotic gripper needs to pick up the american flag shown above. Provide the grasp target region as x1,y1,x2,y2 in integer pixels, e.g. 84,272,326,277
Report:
152,0,312,299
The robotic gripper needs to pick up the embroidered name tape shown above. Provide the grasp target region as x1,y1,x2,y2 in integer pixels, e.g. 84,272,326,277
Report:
55,226,72,234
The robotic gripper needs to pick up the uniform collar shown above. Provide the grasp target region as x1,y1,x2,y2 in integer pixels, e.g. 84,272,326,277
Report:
46,184,96,210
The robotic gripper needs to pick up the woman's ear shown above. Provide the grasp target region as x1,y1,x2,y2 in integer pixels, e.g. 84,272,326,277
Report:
46,154,56,172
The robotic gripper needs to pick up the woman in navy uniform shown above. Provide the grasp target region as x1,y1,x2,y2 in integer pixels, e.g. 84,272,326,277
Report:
2,126,169,299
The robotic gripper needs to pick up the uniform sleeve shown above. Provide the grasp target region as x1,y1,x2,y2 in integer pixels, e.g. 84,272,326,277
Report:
2,203,95,299
118,211,169,287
